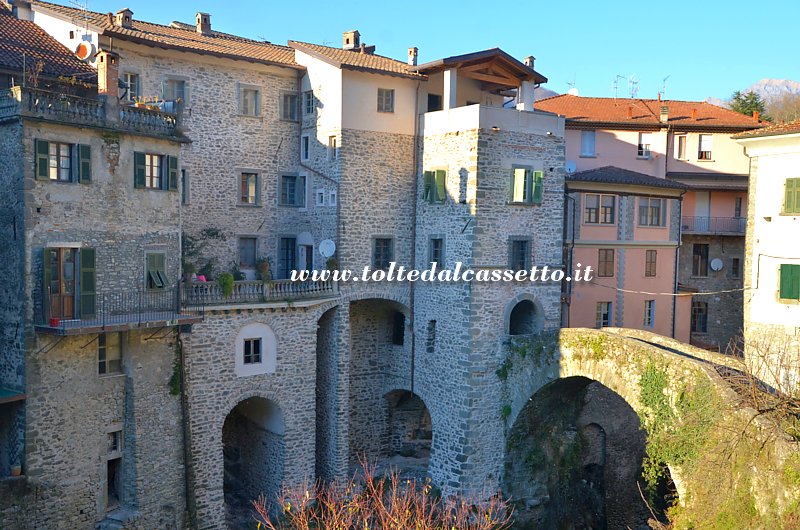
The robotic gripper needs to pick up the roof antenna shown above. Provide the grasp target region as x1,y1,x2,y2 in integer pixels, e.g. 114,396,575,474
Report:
566,75,579,96
613,75,626,100
628,75,639,99
67,0,90,34
660,75,671,100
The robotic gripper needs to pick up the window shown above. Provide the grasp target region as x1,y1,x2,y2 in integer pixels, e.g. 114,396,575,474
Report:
692,244,709,277
377,88,394,113
278,237,296,279
784,178,800,215
731,257,741,279
329,190,337,206
429,238,444,266
698,134,713,160
181,169,189,205
44,247,95,320
676,134,687,160
133,152,178,191
511,167,544,205
237,172,258,205
638,197,667,226
146,252,167,290
596,302,612,328
123,72,139,102
280,175,306,207
509,239,530,271
427,93,442,112
645,250,657,277
598,249,615,277
691,301,708,333
98,333,121,375
584,193,615,224
328,136,337,160
426,320,437,353
643,300,655,327
735,197,743,218
301,136,310,160
392,312,405,345
580,130,596,157
35,140,91,183
637,132,652,158
239,237,257,269
423,170,447,203
779,264,800,300
107,430,121,455
373,238,394,270
243,338,262,364
281,93,298,120
48,141,72,181
315,189,325,206
303,91,315,115
163,78,185,102
239,86,260,116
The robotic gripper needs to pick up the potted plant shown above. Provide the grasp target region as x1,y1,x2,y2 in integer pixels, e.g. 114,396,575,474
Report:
218,272,234,298
326,257,339,271
256,257,272,283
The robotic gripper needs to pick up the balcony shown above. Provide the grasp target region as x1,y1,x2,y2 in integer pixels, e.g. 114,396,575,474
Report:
183,278,338,307
421,104,565,137
0,87,180,138
681,216,746,235
35,286,203,335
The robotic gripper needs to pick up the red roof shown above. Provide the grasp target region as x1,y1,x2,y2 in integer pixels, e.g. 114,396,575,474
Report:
0,4,95,80
536,94,763,130
733,119,800,139
289,41,423,79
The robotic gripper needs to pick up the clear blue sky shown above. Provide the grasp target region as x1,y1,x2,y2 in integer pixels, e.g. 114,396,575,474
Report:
81,0,798,101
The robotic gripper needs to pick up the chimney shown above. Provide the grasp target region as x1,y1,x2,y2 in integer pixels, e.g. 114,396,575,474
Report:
358,43,375,55
97,49,120,100
113,8,133,28
691,108,698,120
657,92,661,102
408,47,418,66
523,56,535,69
196,12,211,35
627,106,633,119
753,110,759,121
660,105,669,123
343,30,360,50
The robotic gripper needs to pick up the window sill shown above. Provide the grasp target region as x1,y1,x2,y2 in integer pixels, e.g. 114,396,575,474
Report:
689,276,709,280
278,203,306,208
579,155,596,159
237,113,263,119
99,372,125,379
507,201,541,206
779,212,800,217
582,222,617,226
696,159,715,163
636,156,652,160
236,203,262,208
637,225,668,229
377,110,395,114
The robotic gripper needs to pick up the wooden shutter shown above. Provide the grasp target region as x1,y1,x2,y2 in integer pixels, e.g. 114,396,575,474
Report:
786,179,798,214
780,264,800,300
532,170,544,204
80,247,96,318
167,155,178,191
43,248,52,319
134,152,146,188
512,168,527,202
78,144,91,183
35,139,49,180
434,170,446,203
423,171,433,202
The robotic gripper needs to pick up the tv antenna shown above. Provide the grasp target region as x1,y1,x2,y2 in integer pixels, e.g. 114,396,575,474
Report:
628,75,639,98
67,0,90,32
613,75,626,100
566,75,579,96
660,75,671,100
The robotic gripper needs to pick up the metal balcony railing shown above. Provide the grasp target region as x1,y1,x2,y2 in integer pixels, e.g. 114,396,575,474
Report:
183,278,338,306
681,216,746,235
36,285,203,335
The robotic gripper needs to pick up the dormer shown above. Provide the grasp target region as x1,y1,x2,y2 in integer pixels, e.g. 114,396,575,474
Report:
114,8,133,28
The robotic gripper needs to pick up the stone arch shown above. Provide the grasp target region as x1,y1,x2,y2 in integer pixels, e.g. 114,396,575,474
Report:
504,293,544,335
381,390,433,479
504,376,649,530
222,396,285,527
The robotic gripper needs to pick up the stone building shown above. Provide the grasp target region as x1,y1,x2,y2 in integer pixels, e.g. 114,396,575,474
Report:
6,1,566,528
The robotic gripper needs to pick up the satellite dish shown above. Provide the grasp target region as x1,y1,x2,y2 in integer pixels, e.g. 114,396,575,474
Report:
565,161,577,174
319,239,336,258
74,41,96,62
710,258,724,272
567,87,580,96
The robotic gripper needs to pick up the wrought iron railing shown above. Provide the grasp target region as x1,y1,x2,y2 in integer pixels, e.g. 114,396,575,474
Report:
183,278,338,306
681,216,746,235
38,285,202,332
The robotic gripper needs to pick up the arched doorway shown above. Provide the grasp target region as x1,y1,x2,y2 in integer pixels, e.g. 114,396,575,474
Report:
222,397,284,527
504,376,650,529
381,390,432,480
507,297,544,336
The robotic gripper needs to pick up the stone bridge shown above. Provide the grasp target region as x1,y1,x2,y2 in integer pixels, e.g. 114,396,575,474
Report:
499,327,799,529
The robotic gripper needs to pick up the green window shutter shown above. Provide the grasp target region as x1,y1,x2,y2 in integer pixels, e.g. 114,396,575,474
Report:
134,152,146,189
80,248,96,318
43,248,52,319
435,170,446,203
167,156,178,191
35,139,49,180
423,171,433,202
532,170,544,204
787,179,800,215
783,264,800,299
512,168,527,202
78,144,91,183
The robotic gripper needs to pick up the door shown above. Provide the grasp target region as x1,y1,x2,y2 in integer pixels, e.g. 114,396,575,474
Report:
47,248,77,319
694,191,710,231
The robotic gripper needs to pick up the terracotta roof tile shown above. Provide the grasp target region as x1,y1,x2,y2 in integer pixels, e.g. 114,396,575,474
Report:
289,41,424,79
0,4,95,80
536,94,763,130
30,1,300,68
733,119,800,139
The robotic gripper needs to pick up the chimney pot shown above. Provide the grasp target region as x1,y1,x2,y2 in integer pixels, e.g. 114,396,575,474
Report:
343,30,360,50
408,47,418,66
659,105,668,123
627,106,633,119
113,8,133,28
196,12,211,35
523,56,535,68
753,110,759,121
691,108,698,120
97,49,120,100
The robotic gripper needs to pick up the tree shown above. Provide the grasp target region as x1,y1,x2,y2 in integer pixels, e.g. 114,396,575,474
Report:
768,92,800,123
729,90,770,121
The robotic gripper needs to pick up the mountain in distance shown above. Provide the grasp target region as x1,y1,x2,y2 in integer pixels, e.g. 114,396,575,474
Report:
707,78,800,107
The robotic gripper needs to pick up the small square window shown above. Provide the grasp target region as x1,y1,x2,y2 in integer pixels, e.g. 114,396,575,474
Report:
107,430,122,454
98,333,121,375
509,239,530,271
281,93,298,120
373,238,394,270
315,189,325,206
638,197,667,227
240,87,260,116
243,338,262,364
377,88,395,113
511,167,544,205
280,175,306,207
329,190,337,206
303,91,315,115
429,238,444,266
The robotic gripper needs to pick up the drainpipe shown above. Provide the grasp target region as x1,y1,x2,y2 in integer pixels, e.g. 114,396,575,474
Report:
563,192,577,327
409,80,421,393
672,190,686,339
177,334,196,526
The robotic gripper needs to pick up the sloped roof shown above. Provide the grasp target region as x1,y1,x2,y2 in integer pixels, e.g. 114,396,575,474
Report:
30,1,300,68
568,166,688,190
0,4,95,80
413,48,547,85
536,94,763,130
289,40,424,79
733,119,800,139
